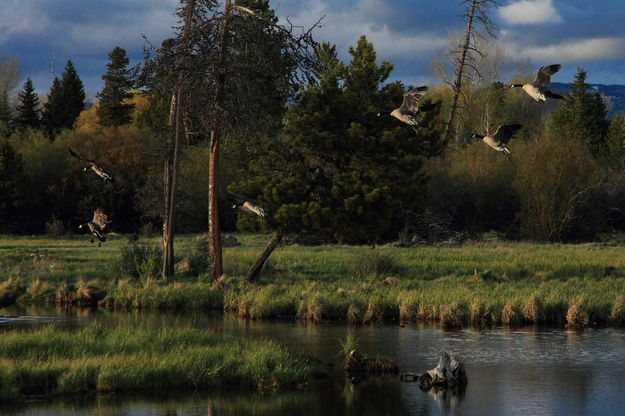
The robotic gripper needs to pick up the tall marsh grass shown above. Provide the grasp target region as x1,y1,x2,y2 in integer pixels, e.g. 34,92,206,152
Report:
0,322,315,402
3,235,625,327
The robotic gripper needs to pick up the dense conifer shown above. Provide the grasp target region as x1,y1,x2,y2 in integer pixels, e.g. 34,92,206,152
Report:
59,60,86,130
97,46,135,127
548,68,609,156
232,37,443,243
14,78,40,130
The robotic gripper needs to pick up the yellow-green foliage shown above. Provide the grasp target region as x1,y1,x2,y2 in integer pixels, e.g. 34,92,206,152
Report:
0,322,314,402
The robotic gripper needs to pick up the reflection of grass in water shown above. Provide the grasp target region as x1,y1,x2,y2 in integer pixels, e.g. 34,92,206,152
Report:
0,322,315,402
4,388,314,416
3,235,625,327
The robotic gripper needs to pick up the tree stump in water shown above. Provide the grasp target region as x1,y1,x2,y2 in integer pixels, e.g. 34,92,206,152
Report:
401,352,467,392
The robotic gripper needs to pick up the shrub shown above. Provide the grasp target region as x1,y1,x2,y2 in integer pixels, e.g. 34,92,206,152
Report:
116,241,163,280
351,251,398,278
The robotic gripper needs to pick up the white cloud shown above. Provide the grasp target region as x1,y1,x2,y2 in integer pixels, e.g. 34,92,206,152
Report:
280,0,445,64
499,0,562,25
506,37,625,62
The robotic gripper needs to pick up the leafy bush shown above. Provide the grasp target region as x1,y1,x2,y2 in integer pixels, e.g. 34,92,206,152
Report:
116,241,163,280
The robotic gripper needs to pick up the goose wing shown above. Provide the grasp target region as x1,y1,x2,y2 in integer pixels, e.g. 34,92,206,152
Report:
92,208,110,230
533,64,561,88
68,148,96,165
399,86,429,114
492,124,522,144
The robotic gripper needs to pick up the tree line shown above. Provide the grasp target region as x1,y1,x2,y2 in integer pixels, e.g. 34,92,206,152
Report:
1,0,625,275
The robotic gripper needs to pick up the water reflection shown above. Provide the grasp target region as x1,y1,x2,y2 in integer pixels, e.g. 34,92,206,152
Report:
1,305,625,415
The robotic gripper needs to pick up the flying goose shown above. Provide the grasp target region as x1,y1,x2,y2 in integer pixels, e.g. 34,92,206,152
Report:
471,124,523,155
378,86,435,133
509,64,564,102
233,201,266,218
79,208,111,246
68,148,114,182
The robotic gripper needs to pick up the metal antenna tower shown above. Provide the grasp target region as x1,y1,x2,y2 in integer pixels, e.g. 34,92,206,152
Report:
49,52,56,82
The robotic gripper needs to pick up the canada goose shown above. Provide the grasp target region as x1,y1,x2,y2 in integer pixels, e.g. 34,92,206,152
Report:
471,124,522,155
377,86,434,133
233,201,266,218
79,208,111,247
509,64,564,102
68,148,114,182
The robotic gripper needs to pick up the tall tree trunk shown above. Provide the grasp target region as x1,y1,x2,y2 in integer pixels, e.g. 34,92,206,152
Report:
162,0,195,278
208,0,233,281
247,231,284,282
442,0,477,144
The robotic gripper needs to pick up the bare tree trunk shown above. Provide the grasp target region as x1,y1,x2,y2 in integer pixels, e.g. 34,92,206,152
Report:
162,0,195,278
162,93,176,277
247,231,284,282
442,0,477,144
208,0,233,281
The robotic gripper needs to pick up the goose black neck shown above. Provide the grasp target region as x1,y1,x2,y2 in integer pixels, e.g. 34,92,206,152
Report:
510,84,523,88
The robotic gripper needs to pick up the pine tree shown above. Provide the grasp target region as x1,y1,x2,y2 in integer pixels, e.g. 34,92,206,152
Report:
41,77,65,139
97,46,135,127
59,60,86,130
232,37,442,244
548,68,609,156
14,78,40,130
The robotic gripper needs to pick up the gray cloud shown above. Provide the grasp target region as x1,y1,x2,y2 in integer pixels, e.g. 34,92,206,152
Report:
2,0,625,96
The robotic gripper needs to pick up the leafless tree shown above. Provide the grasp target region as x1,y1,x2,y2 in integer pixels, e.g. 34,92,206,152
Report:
442,0,501,144
137,0,320,280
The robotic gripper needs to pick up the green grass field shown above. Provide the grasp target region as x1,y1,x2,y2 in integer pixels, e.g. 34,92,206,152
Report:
2,233,625,327
0,321,315,402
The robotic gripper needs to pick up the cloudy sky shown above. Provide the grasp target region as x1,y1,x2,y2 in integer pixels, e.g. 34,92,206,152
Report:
1,0,624,97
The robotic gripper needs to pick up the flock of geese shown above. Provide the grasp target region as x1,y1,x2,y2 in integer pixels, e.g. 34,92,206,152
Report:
67,64,563,244
389,64,563,155
67,147,266,245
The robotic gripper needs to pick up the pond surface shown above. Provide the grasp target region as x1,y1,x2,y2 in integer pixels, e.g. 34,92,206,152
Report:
1,305,625,416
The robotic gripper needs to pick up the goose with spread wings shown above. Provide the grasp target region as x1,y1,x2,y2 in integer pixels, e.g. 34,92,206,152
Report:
79,208,111,247
471,124,523,155
509,64,564,102
233,201,266,218
68,148,114,182
385,86,436,131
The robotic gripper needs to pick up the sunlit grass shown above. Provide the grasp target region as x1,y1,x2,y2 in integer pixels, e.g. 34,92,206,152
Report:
0,321,314,402
3,234,625,326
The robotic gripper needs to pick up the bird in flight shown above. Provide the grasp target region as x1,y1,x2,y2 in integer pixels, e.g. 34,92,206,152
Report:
509,64,564,102
471,124,523,156
68,148,114,182
79,208,111,247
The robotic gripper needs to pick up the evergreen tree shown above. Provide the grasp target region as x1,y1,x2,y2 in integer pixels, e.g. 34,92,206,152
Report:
548,68,609,156
97,46,135,127
14,78,40,130
59,60,86,129
232,37,442,243
41,77,65,139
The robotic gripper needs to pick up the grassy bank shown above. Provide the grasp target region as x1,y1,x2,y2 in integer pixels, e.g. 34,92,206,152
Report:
2,234,625,327
0,322,315,402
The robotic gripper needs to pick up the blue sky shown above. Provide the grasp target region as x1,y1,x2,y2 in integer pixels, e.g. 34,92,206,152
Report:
1,0,624,98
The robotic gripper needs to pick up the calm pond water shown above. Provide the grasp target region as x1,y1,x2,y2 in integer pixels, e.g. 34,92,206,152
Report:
1,305,625,416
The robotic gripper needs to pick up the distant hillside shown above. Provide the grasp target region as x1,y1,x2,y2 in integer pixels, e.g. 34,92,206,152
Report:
551,82,625,117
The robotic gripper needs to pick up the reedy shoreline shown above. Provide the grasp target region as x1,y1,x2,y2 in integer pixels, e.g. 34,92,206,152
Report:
2,234,625,328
